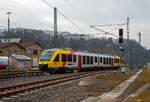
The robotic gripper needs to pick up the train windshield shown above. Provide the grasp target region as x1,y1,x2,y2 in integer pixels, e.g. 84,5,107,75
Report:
40,52,54,61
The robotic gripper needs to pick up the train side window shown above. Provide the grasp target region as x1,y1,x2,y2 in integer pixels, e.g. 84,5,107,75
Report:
87,56,89,64
83,56,86,64
91,57,93,64
54,54,59,62
62,54,66,62
95,57,97,63
106,58,108,64
109,58,111,64
73,55,76,62
100,57,102,63
68,54,72,62
103,58,105,64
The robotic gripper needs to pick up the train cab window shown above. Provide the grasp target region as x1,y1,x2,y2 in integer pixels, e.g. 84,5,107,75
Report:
83,56,86,64
68,54,72,62
54,54,59,62
73,55,76,62
95,57,97,63
62,54,66,62
91,57,93,64
116,59,118,63
87,56,89,64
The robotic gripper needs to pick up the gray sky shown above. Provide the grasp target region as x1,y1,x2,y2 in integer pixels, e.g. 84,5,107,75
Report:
0,0,150,48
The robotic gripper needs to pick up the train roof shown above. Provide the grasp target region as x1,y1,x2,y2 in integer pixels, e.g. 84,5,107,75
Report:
75,51,115,58
45,48,117,58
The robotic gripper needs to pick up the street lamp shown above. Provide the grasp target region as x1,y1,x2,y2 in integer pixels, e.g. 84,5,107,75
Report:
6,12,11,71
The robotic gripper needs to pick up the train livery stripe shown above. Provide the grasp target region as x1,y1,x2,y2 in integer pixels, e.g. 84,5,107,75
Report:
69,51,77,54
62,51,77,67
62,62,66,67
0,65,8,68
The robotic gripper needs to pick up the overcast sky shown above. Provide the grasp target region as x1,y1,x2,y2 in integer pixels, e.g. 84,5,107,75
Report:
0,0,150,48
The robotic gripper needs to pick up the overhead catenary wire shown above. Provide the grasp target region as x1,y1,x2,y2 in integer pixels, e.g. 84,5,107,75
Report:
42,0,85,34
91,23,127,27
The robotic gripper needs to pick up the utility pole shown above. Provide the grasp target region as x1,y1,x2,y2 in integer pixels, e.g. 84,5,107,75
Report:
138,32,141,68
54,7,57,48
6,12,11,71
127,17,130,69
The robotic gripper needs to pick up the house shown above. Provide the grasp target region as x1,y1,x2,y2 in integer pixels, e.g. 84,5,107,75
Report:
19,41,44,67
11,54,31,69
0,42,26,56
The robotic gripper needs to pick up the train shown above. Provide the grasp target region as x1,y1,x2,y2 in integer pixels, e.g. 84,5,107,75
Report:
0,56,8,70
39,48,121,73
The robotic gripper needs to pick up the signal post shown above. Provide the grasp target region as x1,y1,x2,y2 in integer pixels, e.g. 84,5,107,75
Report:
119,28,125,73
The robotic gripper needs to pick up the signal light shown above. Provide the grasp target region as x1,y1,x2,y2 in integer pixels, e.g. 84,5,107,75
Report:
119,28,123,43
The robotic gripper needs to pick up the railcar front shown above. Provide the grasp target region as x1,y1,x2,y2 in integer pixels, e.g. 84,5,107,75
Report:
39,49,74,73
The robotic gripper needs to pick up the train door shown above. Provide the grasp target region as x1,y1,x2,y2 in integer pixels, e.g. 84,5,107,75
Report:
111,58,114,68
33,58,38,67
78,55,82,69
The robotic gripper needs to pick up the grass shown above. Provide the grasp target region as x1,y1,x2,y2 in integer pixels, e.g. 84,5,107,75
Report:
84,70,136,94
127,68,150,102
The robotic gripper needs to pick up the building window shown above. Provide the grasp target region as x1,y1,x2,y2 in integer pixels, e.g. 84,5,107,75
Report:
7,50,12,56
6,51,9,56
13,50,17,55
39,50,43,54
33,50,38,54
17,51,21,55
28,49,31,54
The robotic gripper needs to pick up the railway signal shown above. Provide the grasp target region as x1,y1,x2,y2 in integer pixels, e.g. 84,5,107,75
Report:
119,28,123,43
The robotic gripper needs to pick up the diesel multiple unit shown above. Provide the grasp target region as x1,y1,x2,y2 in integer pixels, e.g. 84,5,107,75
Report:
39,48,121,72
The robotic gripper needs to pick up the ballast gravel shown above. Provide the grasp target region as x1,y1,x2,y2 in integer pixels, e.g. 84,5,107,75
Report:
1,70,138,102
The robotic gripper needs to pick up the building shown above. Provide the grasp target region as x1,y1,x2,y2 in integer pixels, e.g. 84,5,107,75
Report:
0,42,26,56
19,41,44,67
11,54,31,69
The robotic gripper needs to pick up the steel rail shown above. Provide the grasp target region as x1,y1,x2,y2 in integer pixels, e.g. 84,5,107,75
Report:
0,71,106,99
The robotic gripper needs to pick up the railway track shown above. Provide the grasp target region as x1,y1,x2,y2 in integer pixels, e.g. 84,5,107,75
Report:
0,70,110,99
0,70,42,80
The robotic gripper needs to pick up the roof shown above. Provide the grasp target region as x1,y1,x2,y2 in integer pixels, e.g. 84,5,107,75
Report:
11,54,31,61
0,42,26,50
0,38,21,43
19,41,44,49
